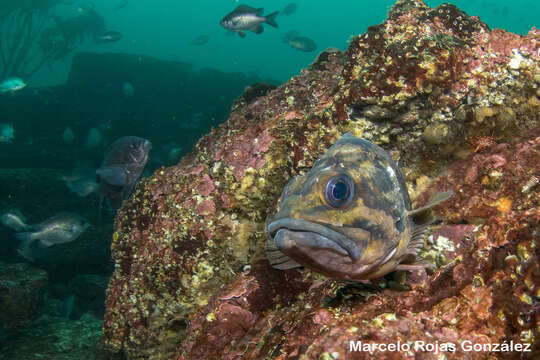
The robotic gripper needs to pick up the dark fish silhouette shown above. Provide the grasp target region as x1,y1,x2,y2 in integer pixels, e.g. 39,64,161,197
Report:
282,31,317,52
265,133,452,281
220,5,279,38
282,3,298,16
190,35,210,46
96,136,151,210
114,0,129,11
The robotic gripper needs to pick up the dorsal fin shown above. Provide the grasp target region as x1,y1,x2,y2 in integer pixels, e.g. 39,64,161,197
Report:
407,191,453,225
395,191,453,272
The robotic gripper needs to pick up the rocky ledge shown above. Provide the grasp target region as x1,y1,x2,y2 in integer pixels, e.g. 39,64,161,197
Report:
101,0,539,359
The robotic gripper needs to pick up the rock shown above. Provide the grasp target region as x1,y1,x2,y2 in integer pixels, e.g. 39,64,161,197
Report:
101,0,540,358
232,83,278,110
361,105,397,121
177,132,540,360
423,122,454,144
0,262,48,333
0,313,102,360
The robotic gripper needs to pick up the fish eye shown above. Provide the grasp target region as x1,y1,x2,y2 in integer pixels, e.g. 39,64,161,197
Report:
324,174,354,208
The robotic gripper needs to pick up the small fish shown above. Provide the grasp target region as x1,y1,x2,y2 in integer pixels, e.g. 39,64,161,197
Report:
85,128,102,149
97,30,122,43
265,133,452,281
0,77,26,93
282,3,298,16
1,209,30,232
190,35,210,46
282,31,317,52
122,82,134,97
220,5,279,38
114,0,129,11
16,213,90,260
0,123,14,143
62,127,75,144
96,136,151,209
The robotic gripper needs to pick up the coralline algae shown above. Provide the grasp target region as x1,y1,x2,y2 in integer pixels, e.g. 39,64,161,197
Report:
100,1,540,359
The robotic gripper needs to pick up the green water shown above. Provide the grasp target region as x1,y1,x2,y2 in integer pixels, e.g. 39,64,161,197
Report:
36,0,538,86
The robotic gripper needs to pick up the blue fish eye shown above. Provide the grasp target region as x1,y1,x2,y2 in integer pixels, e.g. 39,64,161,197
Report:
325,174,354,208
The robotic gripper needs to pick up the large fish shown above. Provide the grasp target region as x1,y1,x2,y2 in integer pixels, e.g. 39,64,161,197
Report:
96,136,151,209
1,209,30,232
220,5,279,38
265,133,452,281
15,212,90,260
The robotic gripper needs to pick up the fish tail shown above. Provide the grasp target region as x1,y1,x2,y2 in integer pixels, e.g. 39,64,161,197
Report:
15,232,35,261
265,11,279,28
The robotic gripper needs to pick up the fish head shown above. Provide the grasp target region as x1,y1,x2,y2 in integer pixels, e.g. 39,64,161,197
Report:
130,138,152,165
2,78,26,92
265,133,414,280
220,14,236,29
220,11,258,31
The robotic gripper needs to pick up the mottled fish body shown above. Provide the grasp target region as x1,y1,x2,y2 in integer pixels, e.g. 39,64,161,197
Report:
220,5,279,38
265,133,452,281
1,209,29,232
16,212,90,260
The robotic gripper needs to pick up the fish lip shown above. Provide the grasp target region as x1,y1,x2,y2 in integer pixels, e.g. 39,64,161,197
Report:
266,217,362,260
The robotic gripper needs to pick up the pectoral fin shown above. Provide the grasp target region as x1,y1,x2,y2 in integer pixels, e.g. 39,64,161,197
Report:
407,191,453,225
266,236,301,270
396,257,435,271
251,24,264,34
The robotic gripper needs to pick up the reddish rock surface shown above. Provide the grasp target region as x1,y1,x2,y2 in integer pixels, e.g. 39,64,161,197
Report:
101,0,539,359
179,132,540,359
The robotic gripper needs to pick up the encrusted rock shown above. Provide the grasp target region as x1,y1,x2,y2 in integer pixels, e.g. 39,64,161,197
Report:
101,0,540,359
423,122,454,144
0,262,48,332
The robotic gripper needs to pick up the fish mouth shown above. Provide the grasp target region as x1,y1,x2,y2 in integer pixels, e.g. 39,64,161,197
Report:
266,218,363,260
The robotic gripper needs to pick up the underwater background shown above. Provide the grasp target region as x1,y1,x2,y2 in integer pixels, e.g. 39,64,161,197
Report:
0,0,538,359
32,0,540,86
